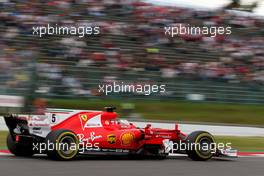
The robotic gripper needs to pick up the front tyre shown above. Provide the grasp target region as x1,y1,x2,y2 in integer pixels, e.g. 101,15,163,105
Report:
186,131,215,161
45,129,79,160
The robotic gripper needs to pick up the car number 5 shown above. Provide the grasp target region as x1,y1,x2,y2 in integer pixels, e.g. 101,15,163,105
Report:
51,114,56,123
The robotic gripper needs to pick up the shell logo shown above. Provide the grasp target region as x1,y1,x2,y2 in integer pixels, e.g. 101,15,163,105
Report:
120,132,134,146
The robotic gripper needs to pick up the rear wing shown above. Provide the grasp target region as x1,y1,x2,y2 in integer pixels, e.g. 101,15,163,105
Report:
4,114,30,136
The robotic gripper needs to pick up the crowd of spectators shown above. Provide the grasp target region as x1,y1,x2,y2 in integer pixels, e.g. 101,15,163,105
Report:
0,0,264,96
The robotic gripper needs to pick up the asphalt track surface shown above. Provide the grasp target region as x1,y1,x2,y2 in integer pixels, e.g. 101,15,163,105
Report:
0,155,263,176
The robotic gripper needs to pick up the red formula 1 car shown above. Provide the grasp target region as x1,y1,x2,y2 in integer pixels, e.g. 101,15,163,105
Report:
4,107,237,160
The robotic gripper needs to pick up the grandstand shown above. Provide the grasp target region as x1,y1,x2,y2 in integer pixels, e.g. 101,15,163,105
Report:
0,0,264,104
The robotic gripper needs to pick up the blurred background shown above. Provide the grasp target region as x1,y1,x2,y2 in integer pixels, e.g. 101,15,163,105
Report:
0,0,264,126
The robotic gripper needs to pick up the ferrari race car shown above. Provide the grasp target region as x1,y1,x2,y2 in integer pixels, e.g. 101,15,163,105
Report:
3,107,237,160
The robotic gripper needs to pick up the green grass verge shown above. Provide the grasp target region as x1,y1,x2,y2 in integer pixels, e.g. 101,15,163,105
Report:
48,99,264,126
215,136,264,152
0,131,7,149
0,131,263,152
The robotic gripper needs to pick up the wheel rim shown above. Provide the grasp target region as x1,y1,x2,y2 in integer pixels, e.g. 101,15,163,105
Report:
196,136,214,158
199,137,213,155
57,135,78,157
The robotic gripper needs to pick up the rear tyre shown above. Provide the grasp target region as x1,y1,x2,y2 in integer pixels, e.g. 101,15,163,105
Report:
45,129,79,160
6,134,34,157
186,131,215,161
